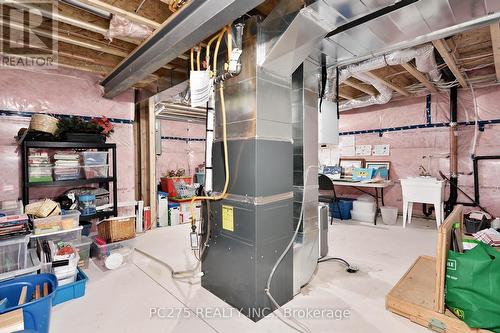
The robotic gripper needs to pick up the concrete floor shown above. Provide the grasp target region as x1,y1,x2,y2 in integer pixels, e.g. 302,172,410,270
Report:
52,215,439,332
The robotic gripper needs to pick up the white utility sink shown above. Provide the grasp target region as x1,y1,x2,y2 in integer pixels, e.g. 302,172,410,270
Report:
400,177,445,228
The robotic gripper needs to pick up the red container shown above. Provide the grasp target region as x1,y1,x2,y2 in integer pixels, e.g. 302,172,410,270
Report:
160,177,193,198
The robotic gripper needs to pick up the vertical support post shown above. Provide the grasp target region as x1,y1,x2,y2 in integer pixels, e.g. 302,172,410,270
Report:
136,96,157,228
22,142,29,206
148,96,157,227
447,86,458,216
112,146,118,217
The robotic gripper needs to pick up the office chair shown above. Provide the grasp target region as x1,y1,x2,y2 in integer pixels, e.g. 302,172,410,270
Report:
318,174,342,224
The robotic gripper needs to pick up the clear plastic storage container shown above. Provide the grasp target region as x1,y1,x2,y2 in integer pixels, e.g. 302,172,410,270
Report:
350,210,376,223
0,235,30,274
71,236,92,269
81,151,108,166
53,166,81,181
30,226,82,245
352,200,376,213
83,165,109,179
91,237,135,271
0,200,23,216
32,210,81,235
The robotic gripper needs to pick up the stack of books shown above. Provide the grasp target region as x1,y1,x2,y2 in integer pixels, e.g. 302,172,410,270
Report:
53,153,81,181
28,150,52,183
0,214,29,237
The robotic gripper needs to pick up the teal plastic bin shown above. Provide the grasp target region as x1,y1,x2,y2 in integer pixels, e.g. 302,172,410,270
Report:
53,268,88,306
0,273,58,333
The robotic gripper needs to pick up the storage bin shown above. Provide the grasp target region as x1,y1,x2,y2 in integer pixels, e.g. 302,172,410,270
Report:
71,236,92,269
195,172,205,185
33,210,81,235
381,206,398,225
0,273,58,333
39,241,79,288
81,151,108,166
0,235,29,274
80,221,92,236
464,212,491,234
353,200,376,213
53,166,81,181
330,199,353,220
78,194,96,216
351,209,376,223
91,237,135,270
97,216,135,242
0,200,23,217
30,226,82,245
83,164,109,179
53,268,88,306
0,249,41,282
160,177,193,198
91,188,110,207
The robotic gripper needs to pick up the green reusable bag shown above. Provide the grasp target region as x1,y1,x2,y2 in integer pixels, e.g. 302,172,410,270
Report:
445,242,500,332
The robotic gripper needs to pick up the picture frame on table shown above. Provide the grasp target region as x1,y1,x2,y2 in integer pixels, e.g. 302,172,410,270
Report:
365,161,391,180
339,158,365,178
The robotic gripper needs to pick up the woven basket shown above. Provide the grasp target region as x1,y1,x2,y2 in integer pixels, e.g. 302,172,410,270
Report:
30,114,59,135
25,199,61,218
97,216,136,243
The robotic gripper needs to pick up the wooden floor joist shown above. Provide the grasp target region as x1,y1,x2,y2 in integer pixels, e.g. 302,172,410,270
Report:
400,62,438,93
366,71,411,96
343,78,377,96
490,22,500,82
432,39,468,88
78,0,161,29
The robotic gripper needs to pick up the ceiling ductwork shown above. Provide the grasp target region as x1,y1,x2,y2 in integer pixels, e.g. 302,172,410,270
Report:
326,44,441,111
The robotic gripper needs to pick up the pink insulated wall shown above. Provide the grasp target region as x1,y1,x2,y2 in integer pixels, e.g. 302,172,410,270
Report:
0,67,136,204
337,85,500,217
156,119,206,182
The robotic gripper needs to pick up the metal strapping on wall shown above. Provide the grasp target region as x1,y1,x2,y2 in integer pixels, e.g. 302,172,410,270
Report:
0,109,133,124
160,136,205,142
425,94,432,125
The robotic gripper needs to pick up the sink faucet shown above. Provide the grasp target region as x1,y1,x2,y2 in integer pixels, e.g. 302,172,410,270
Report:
419,165,431,177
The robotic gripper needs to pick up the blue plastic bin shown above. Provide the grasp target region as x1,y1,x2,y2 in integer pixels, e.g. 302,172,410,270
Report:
0,273,57,333
330,199,353,220
53,268,88,306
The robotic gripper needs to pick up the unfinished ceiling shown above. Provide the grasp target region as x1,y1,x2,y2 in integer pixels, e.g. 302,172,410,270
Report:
1,0,500,104
336,24,500,105
0,0,276,92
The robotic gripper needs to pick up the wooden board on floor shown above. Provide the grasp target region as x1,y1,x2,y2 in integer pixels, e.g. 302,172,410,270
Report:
0,309,24,333
386,256,489,333
435,205,463,313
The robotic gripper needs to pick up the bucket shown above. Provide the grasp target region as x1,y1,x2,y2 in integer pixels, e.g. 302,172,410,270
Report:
0,273,58,333
330,199,353,220
381,206,398,225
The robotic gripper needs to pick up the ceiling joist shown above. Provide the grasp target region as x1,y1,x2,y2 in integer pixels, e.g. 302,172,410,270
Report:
342,78,377,96
489,22,500,82
78,0,161,29
432,39,468,88
400,62,438,93
366,72,410,96
9,1,139,45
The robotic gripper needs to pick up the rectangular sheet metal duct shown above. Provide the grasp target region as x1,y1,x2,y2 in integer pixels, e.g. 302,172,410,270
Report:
101,0,266,98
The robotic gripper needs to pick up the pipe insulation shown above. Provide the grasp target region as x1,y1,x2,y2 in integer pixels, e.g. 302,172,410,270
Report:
325,44,442,111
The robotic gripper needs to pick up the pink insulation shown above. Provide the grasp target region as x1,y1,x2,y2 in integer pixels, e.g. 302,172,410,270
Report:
337,85,500,217
105,15,153,42
0,67,136,205
156,119,206,181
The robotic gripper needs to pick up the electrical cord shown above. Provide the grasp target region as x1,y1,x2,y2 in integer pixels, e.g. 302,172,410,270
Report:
318,257,359,273
265,166,317,333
